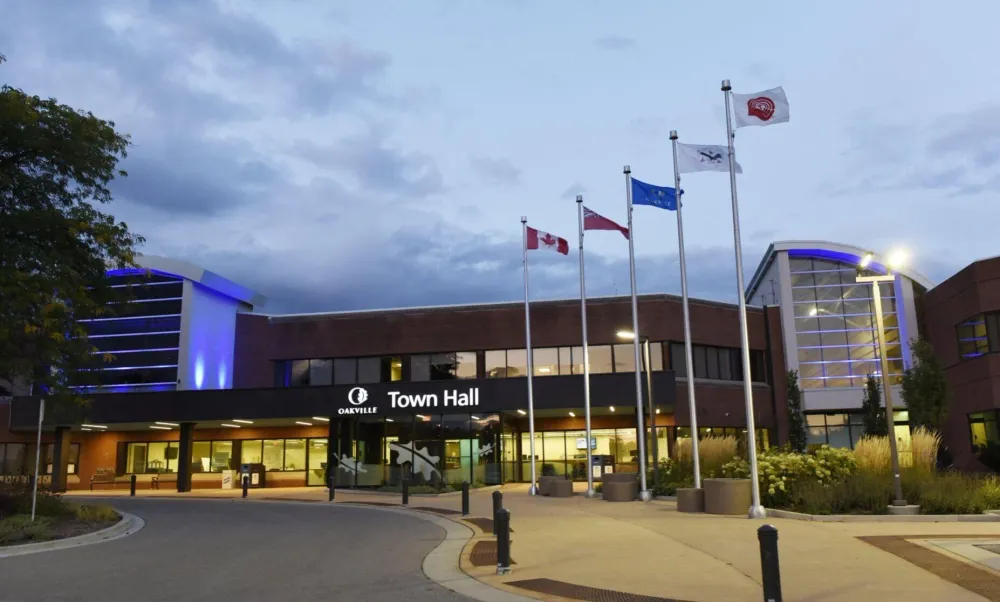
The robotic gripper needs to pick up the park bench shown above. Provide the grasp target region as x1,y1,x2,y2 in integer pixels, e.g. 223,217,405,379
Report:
151,472,177,490
90,468,131,490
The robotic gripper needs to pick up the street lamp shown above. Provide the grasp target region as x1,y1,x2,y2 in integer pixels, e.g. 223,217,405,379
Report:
617,330,658,491
856,250,909,509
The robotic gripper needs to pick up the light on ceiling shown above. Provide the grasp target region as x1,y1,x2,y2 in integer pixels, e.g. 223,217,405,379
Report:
232,419,253,424
149,425,172,430
295,421,312,426
471,415,481,420
568,411,576,417
81,424,107,430
221,423,241,428
155,421,179,427
517,409,527,415
609,406,615,412
312,417,329,422
616,330,636,341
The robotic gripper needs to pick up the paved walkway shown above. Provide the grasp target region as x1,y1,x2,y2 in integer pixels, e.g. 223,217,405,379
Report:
67,485,1000,601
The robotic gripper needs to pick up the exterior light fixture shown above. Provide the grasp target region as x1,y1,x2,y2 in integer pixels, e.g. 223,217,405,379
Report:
295,421,312,426
149,425,172,430
386,418,394,422
81,424,107,430
155,421,179,427
609,406,616,412
221,423,241,428
471,415,481,420
616,330,636,341
312,417,329,422
887,249,907,271
655,408,661,414
538,367,551,373
859,252,874,269
232,419,253,424
569,411,576,417
517,409,527,415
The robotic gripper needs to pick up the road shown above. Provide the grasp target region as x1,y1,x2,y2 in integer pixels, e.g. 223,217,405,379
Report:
0,499,471,602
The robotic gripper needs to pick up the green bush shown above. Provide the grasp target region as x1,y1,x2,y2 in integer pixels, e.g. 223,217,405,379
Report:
722,445,856,507
977,477,1000,510
74,504,118,522
917,473,987,515
0,515,53,545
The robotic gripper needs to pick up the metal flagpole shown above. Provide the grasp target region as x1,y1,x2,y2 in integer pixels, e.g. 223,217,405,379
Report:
30,398,45,522
624,166,651,501
722,79,765,519
670,130,702,489
521,216,538,496
576,197,596,498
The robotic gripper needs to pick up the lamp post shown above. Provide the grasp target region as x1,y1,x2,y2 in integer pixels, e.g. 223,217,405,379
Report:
857,251,907,508
618,330,658,491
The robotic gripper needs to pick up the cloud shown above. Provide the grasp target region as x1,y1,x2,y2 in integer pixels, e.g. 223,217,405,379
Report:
560,183,586,199
593,36,636,51
469,156,522,186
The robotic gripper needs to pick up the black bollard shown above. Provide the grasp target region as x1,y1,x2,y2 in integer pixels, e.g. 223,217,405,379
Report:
495,508,511,575
461,481,470,516
242,475,249,499
328,474,336,502
757,524,782,602
130,474,137,497
491,490,503,535
402,477,409,506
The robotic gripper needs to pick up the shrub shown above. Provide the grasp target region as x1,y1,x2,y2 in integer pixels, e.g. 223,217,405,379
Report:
854,436,891,475
675,435,739,479
907,428,941,474
918,473,985,514
722,446,856,508
977,477,1000,510
0,515,53,545
74,504,119,522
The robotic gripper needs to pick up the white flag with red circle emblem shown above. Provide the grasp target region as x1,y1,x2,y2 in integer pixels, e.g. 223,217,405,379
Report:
732,86,789,128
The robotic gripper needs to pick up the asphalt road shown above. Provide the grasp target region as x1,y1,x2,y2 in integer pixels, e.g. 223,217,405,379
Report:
0,499,471,602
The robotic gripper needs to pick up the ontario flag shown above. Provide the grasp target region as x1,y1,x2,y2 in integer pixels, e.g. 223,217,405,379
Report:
526,226,569,255
583,206,629,240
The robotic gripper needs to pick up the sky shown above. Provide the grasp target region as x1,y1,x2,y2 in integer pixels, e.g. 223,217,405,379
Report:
3,0,999,314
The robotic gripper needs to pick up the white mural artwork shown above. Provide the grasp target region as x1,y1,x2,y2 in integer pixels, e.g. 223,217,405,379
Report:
389,442,440,480
477,443,495,458
337,454,367,474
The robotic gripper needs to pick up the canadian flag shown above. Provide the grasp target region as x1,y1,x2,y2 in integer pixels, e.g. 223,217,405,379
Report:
526,226,569,255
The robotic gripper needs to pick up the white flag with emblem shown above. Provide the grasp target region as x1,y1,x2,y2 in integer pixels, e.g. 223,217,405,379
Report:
676,143,742,174
732,86,790,128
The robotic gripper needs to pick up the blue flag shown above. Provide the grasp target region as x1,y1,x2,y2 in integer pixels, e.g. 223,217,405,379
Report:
631,178,681,211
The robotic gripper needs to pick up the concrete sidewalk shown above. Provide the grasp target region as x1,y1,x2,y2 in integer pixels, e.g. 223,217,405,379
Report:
68,485,1000,601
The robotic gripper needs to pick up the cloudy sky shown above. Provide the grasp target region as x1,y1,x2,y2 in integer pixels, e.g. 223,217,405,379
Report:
3,1,998,314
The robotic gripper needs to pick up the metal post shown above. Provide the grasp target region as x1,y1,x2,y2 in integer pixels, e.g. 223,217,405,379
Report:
871,278,907,505
492,490,503,535
496,508,512,575
522,216,538,496
643,338,658,491
623,165,650,501
722,79,765,519
328,473,335,502
670,130,702,489
30,398,44,522
577,196,595,498
242,475,249,498
130,474,137,497
402,477,409,506
758,525,783,602
461,481,470,516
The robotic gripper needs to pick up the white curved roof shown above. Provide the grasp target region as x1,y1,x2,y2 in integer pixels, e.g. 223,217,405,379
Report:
746,240,935,299
112,255,266,307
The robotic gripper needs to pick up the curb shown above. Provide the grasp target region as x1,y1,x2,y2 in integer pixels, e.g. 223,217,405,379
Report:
766,508,1000,522
0,512,145,559
354,485,503,499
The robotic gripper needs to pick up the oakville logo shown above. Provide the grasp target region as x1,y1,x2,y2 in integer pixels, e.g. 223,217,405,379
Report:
340,386,377,415
698,150,723,164
389,387,480,409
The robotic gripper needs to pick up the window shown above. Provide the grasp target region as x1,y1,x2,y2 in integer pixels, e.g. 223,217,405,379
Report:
533,348,559,376
124,441,179,473
669,342,767,383
970,411,1000,449
612,344,636,373
588,345,614,374
0,443,80,475
334,358,358,385
241,440,263,465
410,354,430,381
790,257,903,388
309,359,333,386
358,357,381,384
262,439,284,471
284,439,306,471
957,313,1000,360
805,412,901,449
485,350,507,378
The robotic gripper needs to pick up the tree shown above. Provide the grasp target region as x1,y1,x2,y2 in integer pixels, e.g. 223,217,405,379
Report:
1,54,143,405
786,370,808,452
901,338,950,433
861,373,888,437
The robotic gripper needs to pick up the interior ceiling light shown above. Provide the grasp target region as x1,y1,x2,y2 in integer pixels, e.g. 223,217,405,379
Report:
295,421,312,426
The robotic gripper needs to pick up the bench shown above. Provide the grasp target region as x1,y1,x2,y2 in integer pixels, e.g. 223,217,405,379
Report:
151,472,178,490
90,468,131,491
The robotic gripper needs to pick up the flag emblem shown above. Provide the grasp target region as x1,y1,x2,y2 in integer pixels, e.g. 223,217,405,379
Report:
698,149,724,165
747,96,776,121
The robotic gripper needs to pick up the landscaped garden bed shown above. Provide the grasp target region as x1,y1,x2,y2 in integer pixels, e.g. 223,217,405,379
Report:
0,480,119,546
651,429,1000,515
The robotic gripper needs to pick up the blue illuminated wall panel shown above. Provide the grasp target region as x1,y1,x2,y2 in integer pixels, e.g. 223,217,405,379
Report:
176,280,250,391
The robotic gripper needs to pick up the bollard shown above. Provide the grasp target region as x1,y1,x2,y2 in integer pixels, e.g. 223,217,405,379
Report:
495,508,512,575
461,481,470,516
242,475,249,499
492,490,503,535
758,524,782,602
328,474,336,502
402,478,409,506
130,474,137,497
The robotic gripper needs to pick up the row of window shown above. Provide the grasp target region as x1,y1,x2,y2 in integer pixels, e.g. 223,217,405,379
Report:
0,443,81,475
125,438,335,475
806,411,910,449
275,343,770,387
957,312,1000,360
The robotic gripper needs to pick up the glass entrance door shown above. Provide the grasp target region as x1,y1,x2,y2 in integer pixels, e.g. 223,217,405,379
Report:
306,438,328,486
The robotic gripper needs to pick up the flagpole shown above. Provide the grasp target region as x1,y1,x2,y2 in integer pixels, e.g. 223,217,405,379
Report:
576,196,595,498
670,131,702,490
521,216,538,496
722,79,765,519
30,397,45,522
624,165,651,501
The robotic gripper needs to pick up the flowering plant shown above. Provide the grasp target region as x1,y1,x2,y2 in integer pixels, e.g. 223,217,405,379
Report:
721,446,856,507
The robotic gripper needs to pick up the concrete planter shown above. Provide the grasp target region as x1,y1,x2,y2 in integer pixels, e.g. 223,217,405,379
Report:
676,488,705,513
703,478,752,515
